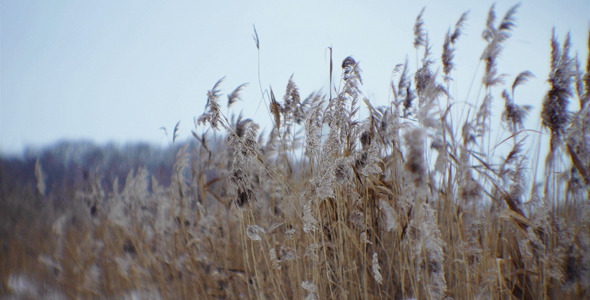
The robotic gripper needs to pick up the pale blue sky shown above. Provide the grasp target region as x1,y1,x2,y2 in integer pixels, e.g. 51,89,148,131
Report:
1,0,588,155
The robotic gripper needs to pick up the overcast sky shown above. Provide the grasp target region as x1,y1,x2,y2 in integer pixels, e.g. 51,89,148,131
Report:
1,0,589,155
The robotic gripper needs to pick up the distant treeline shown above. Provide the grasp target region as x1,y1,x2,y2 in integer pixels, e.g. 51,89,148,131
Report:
0,140,201,198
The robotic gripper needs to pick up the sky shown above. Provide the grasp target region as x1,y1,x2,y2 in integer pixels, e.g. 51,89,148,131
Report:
1,0,589,156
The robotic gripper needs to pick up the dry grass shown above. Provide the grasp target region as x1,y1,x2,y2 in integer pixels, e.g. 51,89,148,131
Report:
2,5,589,299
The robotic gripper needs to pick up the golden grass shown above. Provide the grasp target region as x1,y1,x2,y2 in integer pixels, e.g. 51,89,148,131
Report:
1,4,589,299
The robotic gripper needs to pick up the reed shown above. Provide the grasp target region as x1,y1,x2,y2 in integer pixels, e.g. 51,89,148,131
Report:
1,4,589,299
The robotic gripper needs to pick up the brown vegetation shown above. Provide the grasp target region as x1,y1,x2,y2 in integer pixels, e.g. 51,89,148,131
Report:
1,4,589,299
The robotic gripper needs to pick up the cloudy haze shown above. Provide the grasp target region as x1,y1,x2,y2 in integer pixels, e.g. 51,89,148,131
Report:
1,0,588,155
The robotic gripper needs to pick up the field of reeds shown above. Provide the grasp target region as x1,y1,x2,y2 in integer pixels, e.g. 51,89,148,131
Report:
1,4,589,299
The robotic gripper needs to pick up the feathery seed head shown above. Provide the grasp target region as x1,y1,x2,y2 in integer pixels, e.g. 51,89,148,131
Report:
198,77,225,130
542,31,576,139
227,83,248,108
404,128,426,187
442,11,468,79
246,225,265,241
302,201,318,233
414,7,426,49
342,56,363,87
372,253,383,284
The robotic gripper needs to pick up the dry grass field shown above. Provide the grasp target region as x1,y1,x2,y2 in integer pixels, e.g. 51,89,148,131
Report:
1,4,589,299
